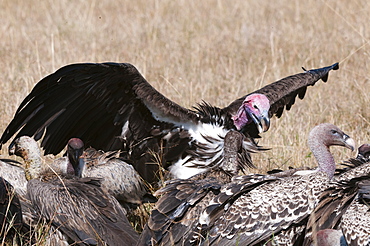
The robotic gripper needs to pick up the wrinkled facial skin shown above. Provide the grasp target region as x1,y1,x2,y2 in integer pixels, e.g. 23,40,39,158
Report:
232,94,270,133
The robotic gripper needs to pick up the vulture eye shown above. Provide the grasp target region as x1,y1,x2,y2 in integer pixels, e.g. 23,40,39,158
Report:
330,129,338,135
253,104,259,109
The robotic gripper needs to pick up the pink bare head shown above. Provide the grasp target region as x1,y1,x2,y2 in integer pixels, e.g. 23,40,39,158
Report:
232,93,270,133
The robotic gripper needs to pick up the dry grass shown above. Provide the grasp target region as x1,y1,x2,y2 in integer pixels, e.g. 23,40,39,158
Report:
0,0,369,243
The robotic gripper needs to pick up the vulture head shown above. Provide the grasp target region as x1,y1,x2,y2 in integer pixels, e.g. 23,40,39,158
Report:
232,93,270,133
66,138,84,177
308,123,356,152
9,136,42,180
9,136,40,160
308,123,355,179
357,143,370,161
315,229,347,246
308,123,355,151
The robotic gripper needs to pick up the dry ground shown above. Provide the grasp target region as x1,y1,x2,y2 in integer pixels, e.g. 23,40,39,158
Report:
0,0,369,244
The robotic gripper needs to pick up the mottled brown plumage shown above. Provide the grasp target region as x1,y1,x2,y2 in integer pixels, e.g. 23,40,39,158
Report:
0,62,338,184
200,124,354,246
56,138,154,206
139,123,355,246
0,159,27,197
341,179,370,246
139,130,275,245
0,177,23,240
304,144,370,246
12,136,139,246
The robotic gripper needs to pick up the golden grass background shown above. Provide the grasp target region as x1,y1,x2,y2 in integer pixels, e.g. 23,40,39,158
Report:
1,0,369,172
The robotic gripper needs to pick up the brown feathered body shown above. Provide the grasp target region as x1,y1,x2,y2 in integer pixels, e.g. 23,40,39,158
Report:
80,148,150,205
304,144,370,246
0,177,23,240
11,136,139,246
139,123,355,246
27,176,138,246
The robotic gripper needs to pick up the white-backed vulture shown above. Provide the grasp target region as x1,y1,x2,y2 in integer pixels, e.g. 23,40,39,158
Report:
0,62,339,184
12,136,139,246
0,177,23,242
0,159,27,197
303,144,370,246
62,137,154,206
138,123,355,245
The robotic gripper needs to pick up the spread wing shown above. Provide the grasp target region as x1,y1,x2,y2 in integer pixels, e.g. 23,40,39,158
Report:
139,177,223,246
139,174,278,245
0,63,199,155
224,63,339,118
205,172,328,246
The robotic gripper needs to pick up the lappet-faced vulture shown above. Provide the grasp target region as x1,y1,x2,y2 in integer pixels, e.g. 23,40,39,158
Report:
0,62,339,183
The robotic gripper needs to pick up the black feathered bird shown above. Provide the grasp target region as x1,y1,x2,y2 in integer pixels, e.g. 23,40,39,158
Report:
0,62,339,183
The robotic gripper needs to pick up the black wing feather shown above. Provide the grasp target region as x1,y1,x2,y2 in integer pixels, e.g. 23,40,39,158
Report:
0,63,198,155
224,63,339,118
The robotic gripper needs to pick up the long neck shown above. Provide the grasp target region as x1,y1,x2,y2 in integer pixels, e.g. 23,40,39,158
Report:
308,138,336,179
73,158,85,178
23,148,42,180
220,131,243,176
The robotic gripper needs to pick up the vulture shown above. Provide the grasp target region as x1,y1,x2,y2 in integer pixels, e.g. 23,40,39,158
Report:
312,229,348,246
0,62,339,184
139,129,279,245
303,144,370,246
11,136,139,246
0,158,27,197
138,123,355,245
0,157,39,244
62,137,154,206
0,177,23,242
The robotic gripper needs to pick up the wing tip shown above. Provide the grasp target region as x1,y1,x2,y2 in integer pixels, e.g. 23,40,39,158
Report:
320,62,339,83
303,62,340,83
332,62,339,70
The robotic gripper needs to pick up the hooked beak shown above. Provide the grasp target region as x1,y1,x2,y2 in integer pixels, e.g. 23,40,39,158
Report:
343,134,356,152
68,148,83,167
232,106,271,133
8,140,25,159
250,110,270,133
